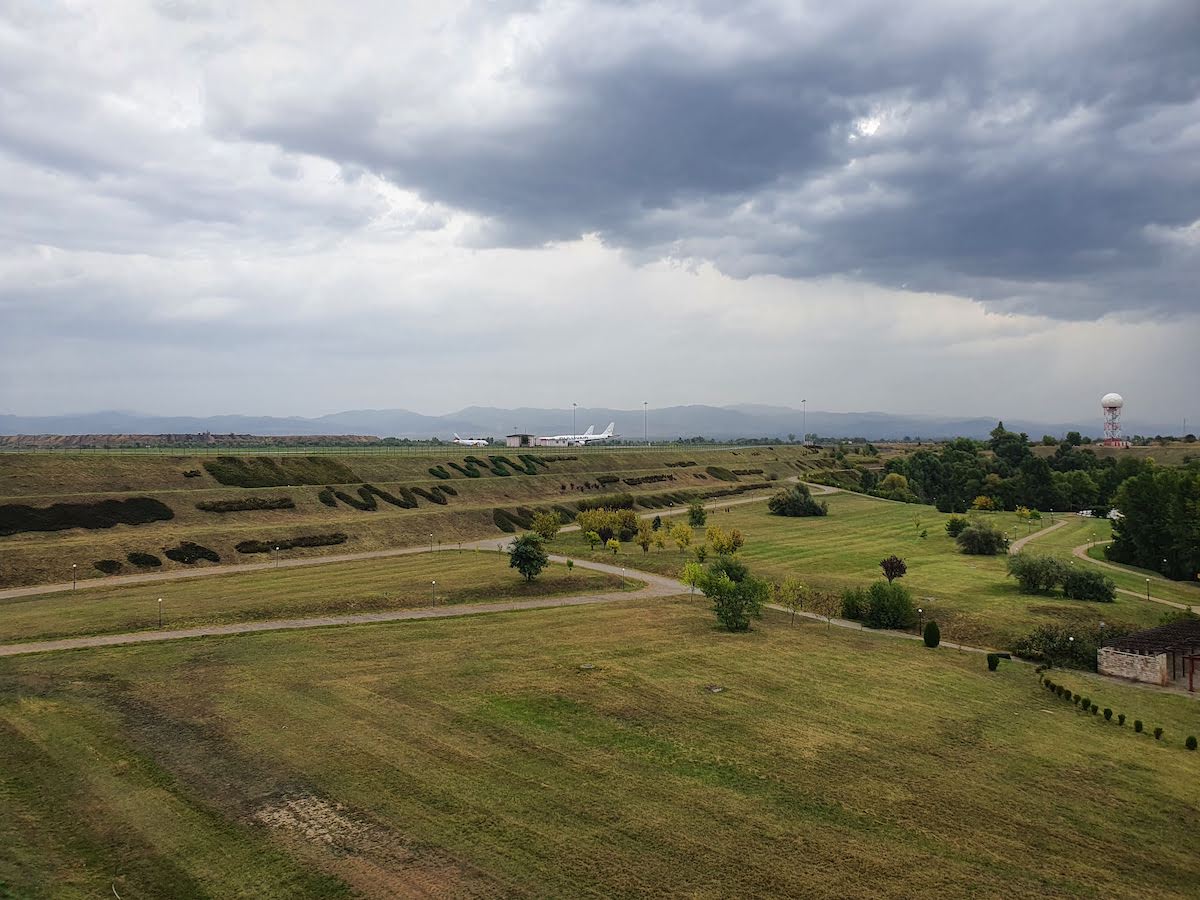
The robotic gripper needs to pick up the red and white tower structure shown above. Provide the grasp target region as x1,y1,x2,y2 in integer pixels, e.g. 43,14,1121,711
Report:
1101,393,1126,447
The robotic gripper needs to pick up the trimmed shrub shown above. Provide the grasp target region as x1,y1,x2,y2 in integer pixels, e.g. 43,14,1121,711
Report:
411,486,448,505
493,508,517,533
1079,696,1090,710
956,520,1009,555
1186,736,1197,751
767,484,829,517
1103,708,1112,720
1134,720,1143,733
862,581,917,629
1006,553,1067,594
577,494,635,512
196,496,294,513
731,468,764,476
317,488,338,508
1061,567,1117,602
597,474,621,485
1118,713,1126,726
163,542,220,564
705,466,740,482
841,586,866,621
428,465,452,480
987,653,1000,671
665,460,697,467
1091,703,1099,714
449,461,482,478
924,621,941,648
944,515,969,537
334,487,377,511
438,483,458,497
1153,727,1163,740
0,497,174,537
235,533,348,554
623,474,672,486
127,551,161,568
202,456,356,488
94,559,123,575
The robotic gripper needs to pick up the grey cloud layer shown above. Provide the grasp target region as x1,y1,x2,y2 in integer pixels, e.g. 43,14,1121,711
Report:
205,0,1200,317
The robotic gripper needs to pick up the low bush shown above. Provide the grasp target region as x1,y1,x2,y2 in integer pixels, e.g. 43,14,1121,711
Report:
767,483,828,517
1011,621,1133,670
203,456,357,488
1103,708,1112,720
1079,696,1090,710
860,581,916,629
577,493,635,511
317,488,338,508
597,474,621,485
163,542,220,564
987,653,1000,671
518,454,549,470
1007,553,1066,594
841,586,866,620
428,465,452,480
493,508,517,533
1186,736,1197,751
1091,703,1099,714
665,460,697,467
705,466,740,482
333,487,377,511
235,533,348,554
1134,720,1143,733
956,520,1009,555
196,496,294,513
0,497,174,536
623,474,672,486
944,515,969,537
127,551,161,568
1061,567,1117,602
411,486,448,505
449,461,482,478
438,483,458,496
1154,727,1163,740
94,559,123,575
182,469,202,478
1118,713,1126,726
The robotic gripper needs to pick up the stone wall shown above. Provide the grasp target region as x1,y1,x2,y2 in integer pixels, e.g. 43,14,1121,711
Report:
1097,648,1168,686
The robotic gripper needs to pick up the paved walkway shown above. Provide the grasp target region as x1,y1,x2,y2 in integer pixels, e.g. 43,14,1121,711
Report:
1008,519,1069,554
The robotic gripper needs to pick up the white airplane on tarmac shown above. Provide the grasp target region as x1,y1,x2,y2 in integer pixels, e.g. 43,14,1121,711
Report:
452,433,490,447
538,422,618,446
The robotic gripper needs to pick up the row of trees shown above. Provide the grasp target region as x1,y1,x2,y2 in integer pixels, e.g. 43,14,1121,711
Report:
1108,466,1200,581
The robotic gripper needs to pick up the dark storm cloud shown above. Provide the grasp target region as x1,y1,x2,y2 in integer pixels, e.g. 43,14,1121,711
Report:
213,0,1200,318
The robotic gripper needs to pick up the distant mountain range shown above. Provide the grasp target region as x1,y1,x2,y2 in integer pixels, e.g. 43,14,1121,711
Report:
0,405,1180,441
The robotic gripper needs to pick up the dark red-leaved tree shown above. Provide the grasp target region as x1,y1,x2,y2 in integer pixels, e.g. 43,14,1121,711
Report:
880,555,907,583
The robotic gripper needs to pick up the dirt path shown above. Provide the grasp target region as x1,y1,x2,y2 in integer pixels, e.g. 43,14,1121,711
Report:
1007,519,1070,554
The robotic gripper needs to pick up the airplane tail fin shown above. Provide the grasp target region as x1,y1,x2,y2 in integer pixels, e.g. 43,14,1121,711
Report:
584,425,595,435
603,422,615,436
453,433,461,440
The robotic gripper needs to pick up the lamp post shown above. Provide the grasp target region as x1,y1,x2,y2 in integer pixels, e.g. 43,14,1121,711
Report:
429,533,434,553
274,546,280,569
431,580,436,605
158,597,162,628
1146,578,1150,601
917,607,924,634
72,563,77,591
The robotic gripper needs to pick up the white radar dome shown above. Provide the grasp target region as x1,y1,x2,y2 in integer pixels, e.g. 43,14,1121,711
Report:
1101,393,1124,408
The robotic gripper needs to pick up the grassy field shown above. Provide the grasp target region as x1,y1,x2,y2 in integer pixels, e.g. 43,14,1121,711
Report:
1,598,1197,898
0,551,637,643
560,493,1175,649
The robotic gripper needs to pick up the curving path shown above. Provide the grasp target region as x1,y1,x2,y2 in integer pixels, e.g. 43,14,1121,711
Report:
1007,519,1070,554
1070,541,1191,611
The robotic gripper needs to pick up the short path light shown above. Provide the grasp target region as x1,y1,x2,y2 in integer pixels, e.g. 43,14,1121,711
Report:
431,580,437,604
72,563,77,590
158,597,163,628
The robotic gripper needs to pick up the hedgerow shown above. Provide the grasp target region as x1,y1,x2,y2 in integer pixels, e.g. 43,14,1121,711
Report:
597,475,621,485
449,461,482,478
235,533,348,554
195,496,295,513
623,474,673,486
317,488,338,507
493,508,517,532
163,542,220,564
665,460,697,467
127,551,162,568
202,456,357,487
577,493,635,511
94,559,123,575
333,487,377,511
412,486,448,505
428,466,452,480
732,468,764,476
0,497,174,536
705,466,740,482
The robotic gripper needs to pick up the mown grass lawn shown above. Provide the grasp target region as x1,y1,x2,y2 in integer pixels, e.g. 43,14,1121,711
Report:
561,493,1172,648
0,551,635,643
1,598,1197,898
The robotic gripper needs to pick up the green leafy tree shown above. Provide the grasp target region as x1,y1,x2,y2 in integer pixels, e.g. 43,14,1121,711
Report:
767,483,829,517
680,561,704,594
531,510,562,542
636,519,655,553
775,576,808,624
584,530,601,550
688,500,707,527
698,556,769,632
862,581,918,629
669,520,693,554
606,538,620,555
956,520,1009,555
1061,567,1116,602
807,590,842,630
508,533,549,582
1006,553,1067,594
705,524,745,555
1110,467,1200,581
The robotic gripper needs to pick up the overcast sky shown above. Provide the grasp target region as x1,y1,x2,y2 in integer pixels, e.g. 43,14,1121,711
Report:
1,0,1197,424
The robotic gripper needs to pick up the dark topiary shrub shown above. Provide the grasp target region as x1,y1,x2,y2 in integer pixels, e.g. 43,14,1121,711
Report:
1090,703,1099,714
361,484,418,509
428,465,452,480
1134,720,1143,733
203,456,357,488
317,488,338,508
597,474,621,485
987,653,1000,671
1118,713,1126,726
235,533,348,554
1079,696,1090,710
163,542,220,564
411,486,448,505
1186,736,1197,751
924,621,941,648
0,497,174,536
493,508,517,533
196,496,294,513
94,559,123,575
127,551,162,568
623,474,672,486
449,461,482,478
438,483,458,497
334,487,377,511
1153,727,1163,740
1103,708,1112,720
705,466,739,482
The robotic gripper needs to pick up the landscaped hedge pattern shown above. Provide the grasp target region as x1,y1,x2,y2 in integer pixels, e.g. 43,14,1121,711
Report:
94,559,123,575
127,552,162,568
0,497,174,537
324,483,456,511
492,507,537,532
705,466,740,482
665,460,697,467
623,474,674,486
163,542,220,564
317,488,338,508
196,496,295,513
203,456,357,488
235,533,348,554
428,466,452,480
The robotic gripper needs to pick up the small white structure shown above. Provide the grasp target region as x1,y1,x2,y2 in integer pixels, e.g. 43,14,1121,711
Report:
1101,392,1127,447
505,433,535,448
